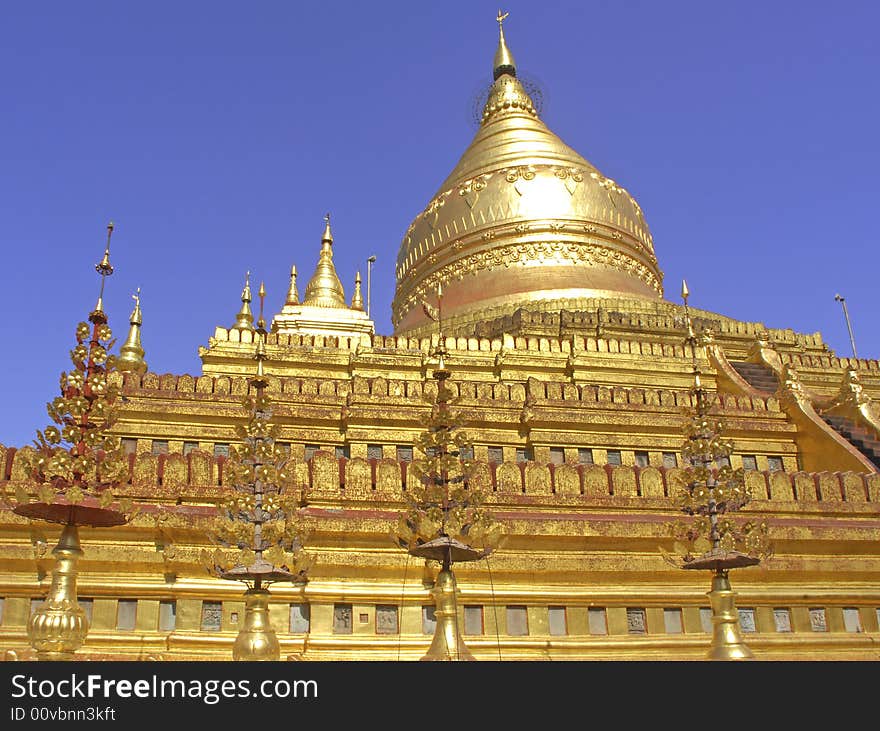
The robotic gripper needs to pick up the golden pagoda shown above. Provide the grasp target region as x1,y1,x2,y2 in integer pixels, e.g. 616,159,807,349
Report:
1,13,878,661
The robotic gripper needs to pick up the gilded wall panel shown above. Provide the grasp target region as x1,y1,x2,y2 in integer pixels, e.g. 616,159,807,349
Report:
468,462,492,491
524,463,551,495
133,453,160,488
189,450,215,487
9,446,34,482
744,471,768,500
553,464,581,495
376,459,403,497
664,467,687,497
583,465,610,497
311,452,340,493
162,454,188,491
792,471,818,501
841,472,866,502
344,458,371,498
768,471,794,501
611,466,637,497
293,461,310,498
638,467,664,497
817,472,842,501
407,459,427,491
496,462,523,494
866,474,880,502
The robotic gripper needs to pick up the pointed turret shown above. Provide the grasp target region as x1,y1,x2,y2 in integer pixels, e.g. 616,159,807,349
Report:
302,214,346,308
117,288,148,376
351,272,364,311
285,265,300,305
233,272,255,331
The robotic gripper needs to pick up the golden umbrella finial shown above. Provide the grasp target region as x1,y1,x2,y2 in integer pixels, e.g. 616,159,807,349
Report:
92,221,115,319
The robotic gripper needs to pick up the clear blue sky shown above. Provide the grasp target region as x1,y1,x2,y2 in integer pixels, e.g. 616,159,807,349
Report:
1,1,878,446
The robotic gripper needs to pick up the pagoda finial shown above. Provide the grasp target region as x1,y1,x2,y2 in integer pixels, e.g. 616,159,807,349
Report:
493,9,516,80
286,265,300,305
233,271,255,331
117,288,148,376
680,278,703,404
92,221,115,322
351,271,364,311
303,214,346,308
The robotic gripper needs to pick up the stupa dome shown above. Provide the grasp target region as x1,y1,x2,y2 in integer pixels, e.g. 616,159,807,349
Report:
392,18,663,335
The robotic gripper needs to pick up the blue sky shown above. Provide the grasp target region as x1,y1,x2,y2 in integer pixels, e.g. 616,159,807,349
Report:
1,1,878,446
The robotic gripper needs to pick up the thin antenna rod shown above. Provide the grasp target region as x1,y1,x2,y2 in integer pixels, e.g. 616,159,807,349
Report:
367,255,376,318
834,294,858,360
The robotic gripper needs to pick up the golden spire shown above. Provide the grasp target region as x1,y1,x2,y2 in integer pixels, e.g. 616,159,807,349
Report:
233,272,255,331
285,265,300,305
117,288,148,376
351,271,364,311
92,221,115,320
493,9,516,79
302,213,346,308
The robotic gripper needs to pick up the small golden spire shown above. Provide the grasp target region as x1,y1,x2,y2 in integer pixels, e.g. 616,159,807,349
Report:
117,288,148,376
351,272,364,311
92,221,115,318
493,9,516,79
303,214,346,308
681,278,690,303
286,265,300,305
233,271,255,331
257,281,267,331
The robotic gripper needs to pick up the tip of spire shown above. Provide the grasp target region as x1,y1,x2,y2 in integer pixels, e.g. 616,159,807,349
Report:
322,213,333,244
241,272,252,302
681,279,690,303
493,9,516,80
130,288,143,325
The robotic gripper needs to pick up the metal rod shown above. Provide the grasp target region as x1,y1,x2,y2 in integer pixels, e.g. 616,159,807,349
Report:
366,255,376,318
834,294,858,360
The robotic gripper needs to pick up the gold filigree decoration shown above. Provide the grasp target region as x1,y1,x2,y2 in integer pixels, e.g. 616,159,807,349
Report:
5,318,135,522
393,241,663,324
663,293,772,570
201,388,312,588
458,175,488,196
505,165,536,183
393,368,504,557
